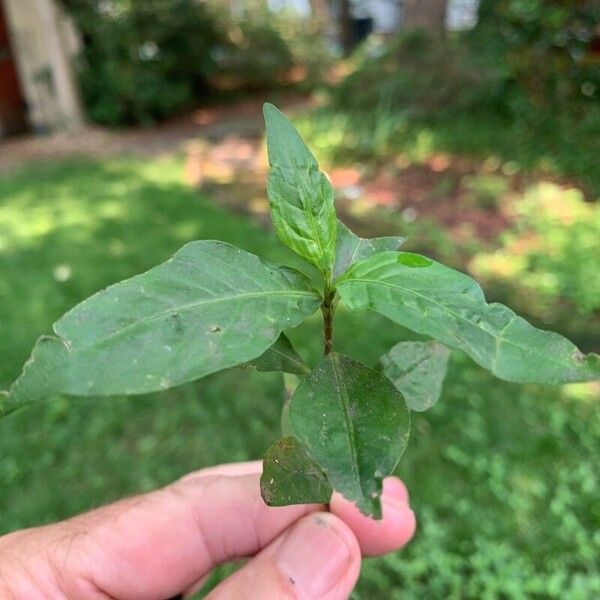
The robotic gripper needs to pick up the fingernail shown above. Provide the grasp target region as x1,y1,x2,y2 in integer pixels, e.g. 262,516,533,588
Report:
277,513,353,598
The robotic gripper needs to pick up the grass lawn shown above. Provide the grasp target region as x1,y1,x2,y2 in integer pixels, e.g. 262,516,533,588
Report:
1,157,599,598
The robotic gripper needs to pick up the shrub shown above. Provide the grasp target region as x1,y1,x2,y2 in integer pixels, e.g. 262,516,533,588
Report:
62,0,224,126
299,23,600,193
210,5,332,92
470,182,600,316
210,19,295,90
476,0,600,108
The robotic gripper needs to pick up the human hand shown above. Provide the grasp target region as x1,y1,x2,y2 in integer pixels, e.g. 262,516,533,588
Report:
0,461,415,599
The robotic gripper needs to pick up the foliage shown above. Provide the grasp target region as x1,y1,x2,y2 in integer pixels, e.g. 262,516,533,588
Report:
337,251,597,383
231,0,332,80
1,157,599,597
62,0,225,126
471,182,600,316
2,241,319,415
1,107,598,521
285,353,410,517
261,436,332,506
61,0,331,125
462,173,509,211
264,103,337,274
476,0,600,107
211,5,331,91
300,28,600,194
380,341,450,412
212,19,295,89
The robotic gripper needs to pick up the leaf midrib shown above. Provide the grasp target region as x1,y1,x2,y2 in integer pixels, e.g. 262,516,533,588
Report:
301,172,328,270
338,276,569,373
273,166,331,270
330,355,365,506
60,289,319,352
386,353,431,381
346,239,366,270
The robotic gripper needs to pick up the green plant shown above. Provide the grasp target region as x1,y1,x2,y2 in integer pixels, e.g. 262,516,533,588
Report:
1,106,599,518
209,3,331,93
211,18,295,90
470,182,600,315
476,0,600,108
463,173,509,210
62,0,224,126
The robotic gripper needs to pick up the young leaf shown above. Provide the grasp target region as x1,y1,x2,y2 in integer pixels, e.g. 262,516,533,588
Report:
263,103,337,273
241,333,310,375
261,436,333,506
338,252,600,384
288,353,410,518
333,220,406,280
0,241,321,419
380,341,450,411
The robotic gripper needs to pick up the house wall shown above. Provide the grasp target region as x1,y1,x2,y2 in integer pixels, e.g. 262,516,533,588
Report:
2,0,83,133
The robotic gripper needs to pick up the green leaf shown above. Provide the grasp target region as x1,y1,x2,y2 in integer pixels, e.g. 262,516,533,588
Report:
261,436,333,506
333,220,405,280
380,341,450,411
263,103,337,273
338,252,600,384
281,372,300,436
289,353,410,517
0,241,321,419
241,333,310,375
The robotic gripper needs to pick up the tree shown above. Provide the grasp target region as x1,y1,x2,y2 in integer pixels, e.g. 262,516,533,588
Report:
338,0,353,55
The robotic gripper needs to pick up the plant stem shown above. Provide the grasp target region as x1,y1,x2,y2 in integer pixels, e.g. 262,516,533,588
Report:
321,287,336,356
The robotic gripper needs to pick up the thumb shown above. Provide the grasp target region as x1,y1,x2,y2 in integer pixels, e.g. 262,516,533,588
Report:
206,512,361,600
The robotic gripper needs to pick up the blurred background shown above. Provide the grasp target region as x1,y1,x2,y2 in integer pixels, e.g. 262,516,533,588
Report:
1,1,599,597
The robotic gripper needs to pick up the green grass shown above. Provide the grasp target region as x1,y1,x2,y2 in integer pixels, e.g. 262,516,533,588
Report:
1,158,599,598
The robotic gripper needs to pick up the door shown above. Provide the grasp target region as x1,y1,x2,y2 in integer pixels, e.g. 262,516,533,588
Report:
0,0,27,137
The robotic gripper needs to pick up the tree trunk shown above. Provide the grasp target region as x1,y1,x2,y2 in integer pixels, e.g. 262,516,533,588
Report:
32,0,85,130
339,0,353,55
403,0,448,35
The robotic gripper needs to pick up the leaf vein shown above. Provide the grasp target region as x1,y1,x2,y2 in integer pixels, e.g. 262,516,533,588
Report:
330,354,364,505
341,277,560,370
61,289,319,352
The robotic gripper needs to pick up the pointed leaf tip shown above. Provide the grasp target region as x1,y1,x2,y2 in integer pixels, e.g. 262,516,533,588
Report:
339,252,600,384
289,352,410,517
240,333,310,376
3,241,321,418
264,105,337,272
262,101,279,116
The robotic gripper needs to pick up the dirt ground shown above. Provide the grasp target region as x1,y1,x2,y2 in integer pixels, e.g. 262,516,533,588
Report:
0,97,283,173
